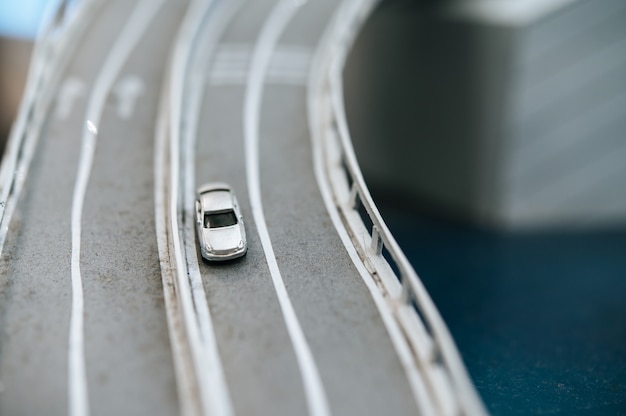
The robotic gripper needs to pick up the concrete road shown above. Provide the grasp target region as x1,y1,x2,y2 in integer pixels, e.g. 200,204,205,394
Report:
0,0,473,415
188,1,418,415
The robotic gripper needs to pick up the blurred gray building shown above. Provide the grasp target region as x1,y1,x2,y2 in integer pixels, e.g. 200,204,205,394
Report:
346,0,626,229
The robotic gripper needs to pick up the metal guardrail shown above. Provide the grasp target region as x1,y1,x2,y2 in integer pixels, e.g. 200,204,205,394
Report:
314,0,488,414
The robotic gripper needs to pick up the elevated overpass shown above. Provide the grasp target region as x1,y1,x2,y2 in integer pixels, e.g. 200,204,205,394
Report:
0,1,485,415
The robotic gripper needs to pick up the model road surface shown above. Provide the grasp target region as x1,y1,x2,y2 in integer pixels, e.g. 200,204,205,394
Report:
0,0,478,415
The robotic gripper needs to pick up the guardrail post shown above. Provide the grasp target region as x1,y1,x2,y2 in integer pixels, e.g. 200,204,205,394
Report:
348,182,359,209
371,225,383,256
400,280,410,304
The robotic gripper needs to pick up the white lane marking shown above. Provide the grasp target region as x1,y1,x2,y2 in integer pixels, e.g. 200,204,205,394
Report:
154,87,204,416
269,45,312,84
168,0,239,414
209,44,312,85
244,1,331,416
181,1,246,415
113,75,145,119
68,1,164,415
208,44,248,84
55,77,85,120
167,0,209,414
85,120,97,134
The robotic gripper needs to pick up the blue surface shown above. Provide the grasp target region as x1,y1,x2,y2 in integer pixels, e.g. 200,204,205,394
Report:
379,203,626,415
0,0,59,39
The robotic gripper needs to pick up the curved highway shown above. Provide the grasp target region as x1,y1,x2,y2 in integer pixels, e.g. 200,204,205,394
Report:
0,0,484,415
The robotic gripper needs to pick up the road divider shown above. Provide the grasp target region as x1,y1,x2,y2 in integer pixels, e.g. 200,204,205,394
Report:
308,0,488,414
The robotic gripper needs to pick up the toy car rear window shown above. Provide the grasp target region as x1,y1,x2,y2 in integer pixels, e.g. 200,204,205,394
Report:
204,211,237,228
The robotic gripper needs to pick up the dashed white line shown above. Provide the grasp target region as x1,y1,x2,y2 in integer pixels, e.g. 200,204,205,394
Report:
209,44,312,85
55,77,85,120
268,45,312,84
68,1,164,414
244,1,331,416
112,75,145,120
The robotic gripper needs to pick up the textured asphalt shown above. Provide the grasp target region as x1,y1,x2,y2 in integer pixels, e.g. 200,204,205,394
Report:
194,1,417,415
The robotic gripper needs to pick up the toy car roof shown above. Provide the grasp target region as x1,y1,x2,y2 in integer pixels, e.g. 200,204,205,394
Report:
197,183,234,213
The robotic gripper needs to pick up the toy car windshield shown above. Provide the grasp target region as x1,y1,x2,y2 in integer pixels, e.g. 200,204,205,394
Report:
204,211,238,228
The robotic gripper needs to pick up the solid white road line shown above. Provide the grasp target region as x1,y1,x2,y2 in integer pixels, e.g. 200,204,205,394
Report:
168,0,215,412
68,1,164,414
154,85,204,416
307,0,435,413
169,0,240,414
244,1,331,416
181,1,246,415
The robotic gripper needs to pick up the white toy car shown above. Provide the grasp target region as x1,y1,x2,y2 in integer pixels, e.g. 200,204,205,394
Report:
195,183,247,261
